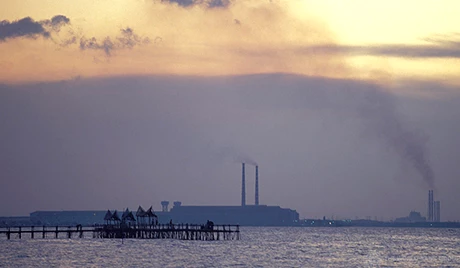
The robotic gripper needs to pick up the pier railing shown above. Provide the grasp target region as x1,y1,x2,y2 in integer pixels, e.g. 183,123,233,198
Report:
0,224,240,241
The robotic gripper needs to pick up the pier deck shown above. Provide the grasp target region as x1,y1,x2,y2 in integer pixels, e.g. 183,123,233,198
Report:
0,224,240,241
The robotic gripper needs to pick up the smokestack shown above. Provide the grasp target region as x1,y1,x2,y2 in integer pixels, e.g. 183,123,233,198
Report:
241,163,246,206
255,165,259,205
428,190,434,222
434,201,441,222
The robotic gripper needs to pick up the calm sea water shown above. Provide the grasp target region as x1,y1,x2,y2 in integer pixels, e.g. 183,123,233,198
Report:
1,227,459,267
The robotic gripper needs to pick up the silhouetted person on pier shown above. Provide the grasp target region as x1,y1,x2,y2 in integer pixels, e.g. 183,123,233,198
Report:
205,220,214,230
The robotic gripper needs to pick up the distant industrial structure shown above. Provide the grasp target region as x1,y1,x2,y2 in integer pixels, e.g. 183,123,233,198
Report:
241,163,259,207
4,170,447,228
428,189,434,221
155,163,299,226
8,164,299,227
395,211,426,223
392,190,442,224
427,190,441,222
434,201,441,222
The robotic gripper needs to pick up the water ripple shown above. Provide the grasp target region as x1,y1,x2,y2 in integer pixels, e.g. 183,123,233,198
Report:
0,227,459,267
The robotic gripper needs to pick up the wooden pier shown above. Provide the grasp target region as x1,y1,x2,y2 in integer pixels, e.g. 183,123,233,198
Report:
0,224,240,241
0,226,92,240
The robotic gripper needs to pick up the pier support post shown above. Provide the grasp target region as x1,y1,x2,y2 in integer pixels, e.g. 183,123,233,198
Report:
19,227,21,239
55,226,58,239
31,226,34,239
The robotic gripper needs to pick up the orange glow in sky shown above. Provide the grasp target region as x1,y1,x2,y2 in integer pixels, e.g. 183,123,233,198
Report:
0,0,459,83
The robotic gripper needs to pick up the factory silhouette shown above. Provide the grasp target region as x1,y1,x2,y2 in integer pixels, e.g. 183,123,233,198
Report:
155,163,299,226
3,165,458,228
23,163,300,226
393,190,441,224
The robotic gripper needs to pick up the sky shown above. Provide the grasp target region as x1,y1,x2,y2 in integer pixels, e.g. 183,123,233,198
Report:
0,0,459,220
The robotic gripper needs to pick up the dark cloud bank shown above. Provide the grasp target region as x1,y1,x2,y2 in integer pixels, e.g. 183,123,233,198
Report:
161,0,230,8
0,15,70,42
0,15,149,56
1,74,459,220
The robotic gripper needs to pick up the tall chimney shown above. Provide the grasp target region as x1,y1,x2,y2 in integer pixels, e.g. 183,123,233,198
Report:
434,201,441,222
255,165,259,205
241,163,246,206
428,190,434,222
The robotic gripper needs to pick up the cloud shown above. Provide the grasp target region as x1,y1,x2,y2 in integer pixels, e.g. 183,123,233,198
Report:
161,0,230,8
44,15,71,32
305,34,460,59
79,27,150,56
0,1,350,82
0,15,70,42
117,27,151,49
0,15,149,57
80,37,115,56
421,32,460,47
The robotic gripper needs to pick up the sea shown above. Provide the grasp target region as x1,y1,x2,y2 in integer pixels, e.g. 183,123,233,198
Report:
1,227,459,267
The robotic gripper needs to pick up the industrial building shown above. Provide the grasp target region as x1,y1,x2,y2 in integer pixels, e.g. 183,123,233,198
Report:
156,203,299,226
155,163,298,226
26,164,299,226
392,190,442,225
394,211,426,223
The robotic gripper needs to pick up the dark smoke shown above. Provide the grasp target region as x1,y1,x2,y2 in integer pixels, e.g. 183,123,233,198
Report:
230,74,435,188
238,157,258,166
358,86,435,188
215,146,257,166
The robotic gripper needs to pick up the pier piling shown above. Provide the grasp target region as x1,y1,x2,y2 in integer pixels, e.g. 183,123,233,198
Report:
1,223,240,241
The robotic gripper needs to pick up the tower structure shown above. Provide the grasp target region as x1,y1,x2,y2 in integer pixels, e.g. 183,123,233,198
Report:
428,190,434,222
241,163,246,206
161,201,170,212
255,165,259,205
434,201,441,222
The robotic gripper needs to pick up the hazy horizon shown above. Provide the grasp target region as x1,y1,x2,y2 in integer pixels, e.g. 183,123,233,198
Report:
1,73,459,221
1,0,459,221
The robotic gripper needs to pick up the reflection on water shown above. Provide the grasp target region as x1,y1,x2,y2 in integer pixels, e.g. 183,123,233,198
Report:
1,227,459,267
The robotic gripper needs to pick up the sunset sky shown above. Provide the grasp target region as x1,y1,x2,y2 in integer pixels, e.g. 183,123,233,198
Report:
1,0,459,84
1,1,459,220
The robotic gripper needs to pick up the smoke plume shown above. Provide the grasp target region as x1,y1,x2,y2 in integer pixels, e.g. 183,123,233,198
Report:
215,146,257,166
357,85,435,188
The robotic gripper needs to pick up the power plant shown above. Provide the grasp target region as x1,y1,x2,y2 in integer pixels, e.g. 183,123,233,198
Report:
428,190,441,222
152,163,298,226
6,167,455,228
9,163,299,227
